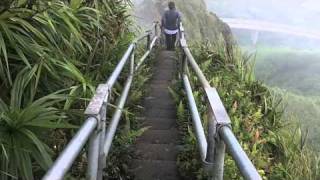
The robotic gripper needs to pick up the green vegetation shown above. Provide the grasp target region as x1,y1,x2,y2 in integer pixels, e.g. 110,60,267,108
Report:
0,0,151,179
171,38,320,179
249,46,320,152
253,46,320,97
104,41,155,179
174,0,233,44
135,0,233,44
270,88,320,151
1,0,319,179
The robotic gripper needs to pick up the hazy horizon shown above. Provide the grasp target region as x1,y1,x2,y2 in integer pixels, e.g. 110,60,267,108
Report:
205,0,320,31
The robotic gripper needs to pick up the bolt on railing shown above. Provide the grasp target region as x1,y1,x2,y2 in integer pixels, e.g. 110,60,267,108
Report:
43,22,159,180
178,23,262,180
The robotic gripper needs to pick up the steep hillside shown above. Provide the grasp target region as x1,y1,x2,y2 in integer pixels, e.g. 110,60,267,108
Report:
134,1,320,180
133,0,234,45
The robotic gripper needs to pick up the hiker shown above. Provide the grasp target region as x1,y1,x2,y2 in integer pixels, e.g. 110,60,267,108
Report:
161,1,181,50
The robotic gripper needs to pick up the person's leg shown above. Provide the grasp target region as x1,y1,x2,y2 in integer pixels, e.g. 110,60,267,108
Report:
168,34,173,50
169,34,175,50
172,33,177,50
165,33,171,50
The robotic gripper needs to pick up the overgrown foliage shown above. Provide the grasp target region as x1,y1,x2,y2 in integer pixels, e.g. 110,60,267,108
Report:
0,0,137,179
253,47,320,97
251,46,320,151
104,41,156,179
172,36,320,179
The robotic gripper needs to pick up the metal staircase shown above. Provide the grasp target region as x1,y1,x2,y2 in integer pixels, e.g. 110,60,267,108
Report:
43,22,262,180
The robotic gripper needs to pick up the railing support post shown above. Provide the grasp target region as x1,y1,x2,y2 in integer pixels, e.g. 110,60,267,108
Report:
87,124,101,180
204,87,231,180
154,22,158,37
179,34,188,79
84,84,110,180
97,102,108,180
147,33,151,50
205,110,225,180
212,134,226,180
130,47,135,75
180,53,187,76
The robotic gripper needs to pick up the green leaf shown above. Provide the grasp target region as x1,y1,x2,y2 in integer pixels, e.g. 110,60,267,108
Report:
70,0,83,9
20,129,52,169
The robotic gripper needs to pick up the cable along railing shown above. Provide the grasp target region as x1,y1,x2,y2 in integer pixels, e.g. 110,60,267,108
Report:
43,23,159,180
178,24,262,180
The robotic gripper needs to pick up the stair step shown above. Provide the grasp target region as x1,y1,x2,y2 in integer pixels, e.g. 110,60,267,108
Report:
130,159,179,180
153,64,175,71
136,129,179,144
148,89,171,99
143,101,176,111
145,108,176,119
130,51,180,179
149,83,170,90
151,79,172,84
143,117,177,130
133,143,178,161
144,95,175,105
152,72,174,81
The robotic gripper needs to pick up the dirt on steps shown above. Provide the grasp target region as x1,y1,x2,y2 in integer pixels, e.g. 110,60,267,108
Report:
129,51,181,180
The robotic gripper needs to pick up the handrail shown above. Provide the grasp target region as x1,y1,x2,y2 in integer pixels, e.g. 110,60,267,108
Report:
178,23,262,180
43,22,159,180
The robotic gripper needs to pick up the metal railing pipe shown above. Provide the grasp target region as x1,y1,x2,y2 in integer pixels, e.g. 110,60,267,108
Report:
106,44,134,88
135,50,150,71
135,33,150,42
179,22,185,40
43,117,98,180
135,36,158,71
135,23,157,42
43,23,159,180
212,137,226,180
103,74,133,157
149,36,158,50
219,126,262,180
182,47,211,88
130,50,135,74
183,74,208,160
147,33,151,49
87,128,101,180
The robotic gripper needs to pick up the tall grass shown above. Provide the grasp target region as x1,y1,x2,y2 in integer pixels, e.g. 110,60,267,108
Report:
250,46,320,153
0,0,135,179
172,35,320,179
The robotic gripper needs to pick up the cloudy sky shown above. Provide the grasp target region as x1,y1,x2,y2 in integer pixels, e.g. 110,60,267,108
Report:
205,0,320,30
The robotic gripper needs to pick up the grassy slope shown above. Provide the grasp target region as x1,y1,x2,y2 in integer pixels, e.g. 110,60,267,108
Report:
136,0,320,179
247,46,320,151
173,42,320,180
134,0,233,44
252,46,320,96
271,88,320,150
163,2,320,179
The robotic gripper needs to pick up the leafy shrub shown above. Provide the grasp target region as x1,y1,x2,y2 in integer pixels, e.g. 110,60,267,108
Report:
173,36,320,179
0,0,135,179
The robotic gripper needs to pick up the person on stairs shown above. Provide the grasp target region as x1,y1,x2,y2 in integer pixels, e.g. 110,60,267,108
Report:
161,1,182,51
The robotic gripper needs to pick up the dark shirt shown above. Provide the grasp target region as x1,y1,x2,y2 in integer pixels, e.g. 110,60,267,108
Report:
161,9,181,31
